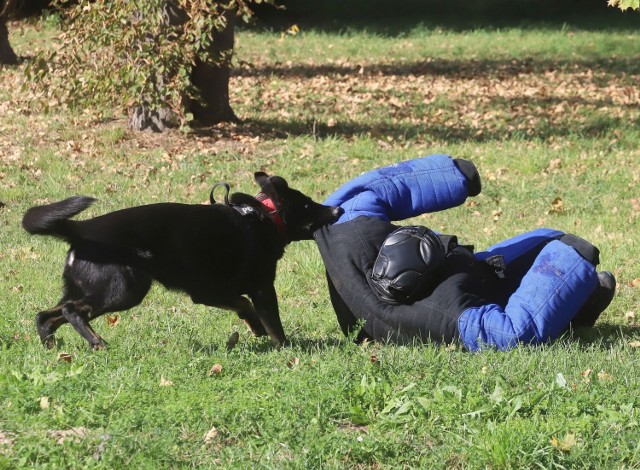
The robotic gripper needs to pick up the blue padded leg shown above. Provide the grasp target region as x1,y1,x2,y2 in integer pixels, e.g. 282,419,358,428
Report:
458,240,599,351
324,154,471,224
475,228,564,265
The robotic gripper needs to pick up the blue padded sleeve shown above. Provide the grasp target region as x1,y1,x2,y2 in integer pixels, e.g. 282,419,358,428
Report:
475,228,564,264
324,154,470,224
458,240,599,351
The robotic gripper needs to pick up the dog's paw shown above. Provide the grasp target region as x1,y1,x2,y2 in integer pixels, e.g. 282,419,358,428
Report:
42,336,57,350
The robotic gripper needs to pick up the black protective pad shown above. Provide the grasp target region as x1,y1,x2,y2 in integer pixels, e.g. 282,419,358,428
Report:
560,234,600,266
454,158,482,197
371,226,445,304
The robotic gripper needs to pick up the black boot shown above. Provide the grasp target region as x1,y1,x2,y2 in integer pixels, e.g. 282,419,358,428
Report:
570,271,616,328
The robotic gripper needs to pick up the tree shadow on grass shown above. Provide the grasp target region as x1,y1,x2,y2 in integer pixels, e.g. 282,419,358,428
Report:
208,56,640,143
234,57,640,79
193,114,625,145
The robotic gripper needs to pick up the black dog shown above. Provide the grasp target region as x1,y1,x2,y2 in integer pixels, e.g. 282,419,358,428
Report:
22,172,342,350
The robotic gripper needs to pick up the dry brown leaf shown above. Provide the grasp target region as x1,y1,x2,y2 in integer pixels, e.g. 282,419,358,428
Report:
548,197,565,214
159,376,174,387
286,357,300,369
631,278,640,288
628,341,640,348
40,396,50,409
0,431,15,447
56,352,73,363
547,158,562,172
204,426,218,444
597,371,614,382
208,364,223,376
551,433,577,452
106,314,120,327
49,427,89,445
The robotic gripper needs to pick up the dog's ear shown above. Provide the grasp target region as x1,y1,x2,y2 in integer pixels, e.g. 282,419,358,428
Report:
255,172,289,207
254,172,270,188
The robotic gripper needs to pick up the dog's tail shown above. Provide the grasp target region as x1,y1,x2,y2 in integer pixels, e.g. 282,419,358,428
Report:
22,196,96,240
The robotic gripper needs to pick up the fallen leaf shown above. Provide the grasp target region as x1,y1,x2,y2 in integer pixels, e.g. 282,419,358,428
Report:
629,341,640,348
547,158,562,172
551,433,577,452
204,426,218,444
49,427,88,445
597,371,614,382
625,311,635,322
286,357,300,368
0,431,15,447
40,396,50,409
548,197,564,214
56,352,73,363
631,278,640,288
159,376,174,387
106,314,120,327
207,364,223,376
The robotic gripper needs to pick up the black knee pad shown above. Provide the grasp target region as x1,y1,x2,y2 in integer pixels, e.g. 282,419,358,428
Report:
560,234,600,266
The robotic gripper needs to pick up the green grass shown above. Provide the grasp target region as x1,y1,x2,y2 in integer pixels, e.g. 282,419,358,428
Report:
1,16,640,468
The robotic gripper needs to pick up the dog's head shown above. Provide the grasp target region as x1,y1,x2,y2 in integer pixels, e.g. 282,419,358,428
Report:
255,172,342,241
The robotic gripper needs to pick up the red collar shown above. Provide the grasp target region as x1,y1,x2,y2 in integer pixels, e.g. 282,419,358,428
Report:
256,194,287,239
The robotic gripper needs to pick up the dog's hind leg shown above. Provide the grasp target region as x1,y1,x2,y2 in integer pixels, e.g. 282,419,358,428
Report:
61,301,107,350
36,304,68,349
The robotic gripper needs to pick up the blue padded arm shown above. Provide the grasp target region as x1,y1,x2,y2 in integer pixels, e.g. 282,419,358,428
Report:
325,154,474,224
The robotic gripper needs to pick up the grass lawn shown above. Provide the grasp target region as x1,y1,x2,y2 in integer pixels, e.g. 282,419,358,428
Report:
1,10,640,468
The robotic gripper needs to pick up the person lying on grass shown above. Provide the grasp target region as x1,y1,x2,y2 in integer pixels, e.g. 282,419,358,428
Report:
313,154,616,351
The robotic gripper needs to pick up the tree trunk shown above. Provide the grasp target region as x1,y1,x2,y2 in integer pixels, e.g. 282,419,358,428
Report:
128,3,238,131
189,7,238,124
0,17,19,65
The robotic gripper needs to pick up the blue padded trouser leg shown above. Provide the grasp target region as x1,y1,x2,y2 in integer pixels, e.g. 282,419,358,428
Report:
458,239,599,351
475,228,565,265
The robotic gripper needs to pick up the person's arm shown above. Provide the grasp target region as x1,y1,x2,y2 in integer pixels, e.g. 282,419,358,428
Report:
324,154,481,224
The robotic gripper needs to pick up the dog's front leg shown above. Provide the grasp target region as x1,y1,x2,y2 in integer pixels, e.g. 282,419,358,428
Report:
229,296,268,337
250,285,287,347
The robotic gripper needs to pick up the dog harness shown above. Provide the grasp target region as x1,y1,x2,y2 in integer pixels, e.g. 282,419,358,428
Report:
209,182,287,239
